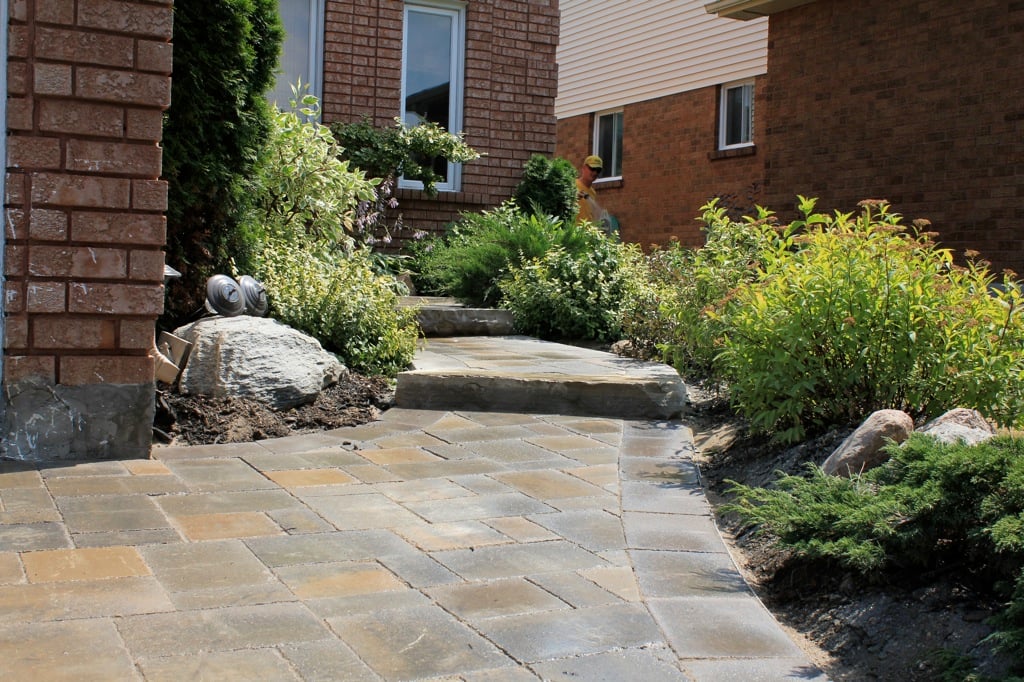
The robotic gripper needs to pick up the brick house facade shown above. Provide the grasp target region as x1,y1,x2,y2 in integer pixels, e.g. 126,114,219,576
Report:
750,0,1024,276
317,0,560,243
556,82,768,248
2,0,173,459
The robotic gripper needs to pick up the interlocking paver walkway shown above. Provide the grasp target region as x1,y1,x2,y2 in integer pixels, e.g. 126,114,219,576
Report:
0,338,828,681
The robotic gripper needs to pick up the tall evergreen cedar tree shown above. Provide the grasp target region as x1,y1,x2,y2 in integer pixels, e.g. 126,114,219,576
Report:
161,0,283,326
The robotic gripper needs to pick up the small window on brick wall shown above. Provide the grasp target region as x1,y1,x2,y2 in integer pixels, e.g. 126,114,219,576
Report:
593,109,623,179
719,81,754,150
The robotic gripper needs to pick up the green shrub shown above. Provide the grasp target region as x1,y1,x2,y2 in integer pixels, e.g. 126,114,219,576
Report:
330,117,480,198
162,0,283,326
512,154,579,225
620,199,783,376
252,244,418,376
500,230,645,342
725,434,1024,672
410,202,568,306
239,90,377,263
716,198,1024,443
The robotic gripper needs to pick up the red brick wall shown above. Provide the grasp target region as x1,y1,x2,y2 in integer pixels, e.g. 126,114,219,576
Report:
4,0,172,457
763,0,1024,274
322,0,560,242
556,80,767,249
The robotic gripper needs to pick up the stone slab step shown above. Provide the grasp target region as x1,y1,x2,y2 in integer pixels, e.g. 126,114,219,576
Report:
395,336,688,420
399,297,514,337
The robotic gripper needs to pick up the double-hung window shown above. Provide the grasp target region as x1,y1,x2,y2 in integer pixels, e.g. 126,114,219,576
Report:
593,109,623,179
268,0,325,109
719,80,755,150
401,1,466,192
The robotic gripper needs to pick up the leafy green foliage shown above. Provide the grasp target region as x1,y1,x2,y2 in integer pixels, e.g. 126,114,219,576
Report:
238,90,377,264
162,0,283,326
251,244,418,376
330,117,480,197
238,92,417,376
512,154,579,225
410,202,570,306
500,231,645,342
726,434,1024,672
620,199,783,377
715,198,1024,443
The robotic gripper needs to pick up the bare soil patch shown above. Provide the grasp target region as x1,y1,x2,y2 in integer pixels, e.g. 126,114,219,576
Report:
152,375,1012,680
152,371,393,446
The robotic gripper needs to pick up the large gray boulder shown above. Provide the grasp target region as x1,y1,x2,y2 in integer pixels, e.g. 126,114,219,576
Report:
822,409,914,477
918,408,996,446
174,316,345,409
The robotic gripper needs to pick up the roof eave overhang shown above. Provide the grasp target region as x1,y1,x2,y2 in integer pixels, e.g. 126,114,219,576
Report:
704,0,818,20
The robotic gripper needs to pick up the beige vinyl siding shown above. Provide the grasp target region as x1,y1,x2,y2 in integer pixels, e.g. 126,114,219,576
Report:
556,0,768,119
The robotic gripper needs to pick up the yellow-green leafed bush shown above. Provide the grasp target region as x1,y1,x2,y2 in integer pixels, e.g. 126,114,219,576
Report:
255,244,418,377
716,198,1024,443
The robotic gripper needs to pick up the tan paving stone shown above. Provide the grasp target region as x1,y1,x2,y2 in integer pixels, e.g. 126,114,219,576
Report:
163,458,278,492
433,541,606,581
123,459,172,475
0,487,60,524
343,463,403,484
141,539,288,609
71,528,183,548
566,463,619,489
305,492,423,530
580,565,642,602
394,520,509,552
0,467,42,489
267,507,335,534
528,509,626,552
493,470,606,500
245,530,412,567
485,516,559,543
44,474,187,496
155,489,299,516
372,431,453,449
275,560,405,599
526,433,607,451
358,446,442,465
174,511,282,541
0,522,69,551
0,619,139,680
328,604,514,679
405,492,553,524
263,468,356,488
117,603,332,658
0,576,174,621
280,639,380,681
56,494,170,533
531,647,688,681
376,478,474,503
22,545,149,583
39,460,126,478
620,457,700,485
428,577,568,620
529,570,624,608
647,597,806,658
475,602,663,663
0,553,23,585
139,649,301,681
561,446,618,465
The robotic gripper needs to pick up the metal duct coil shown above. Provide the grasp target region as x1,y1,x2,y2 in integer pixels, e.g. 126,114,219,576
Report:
205,274,245,317
239,275,269,317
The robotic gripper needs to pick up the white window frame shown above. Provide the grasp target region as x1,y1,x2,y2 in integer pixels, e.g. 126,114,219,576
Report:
268,0,325,109
592,108,623,181
719,80,755,150
400,0,467,193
